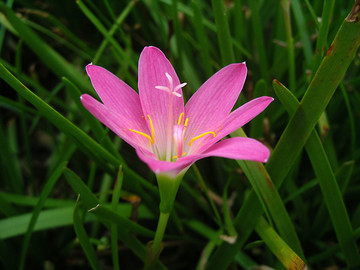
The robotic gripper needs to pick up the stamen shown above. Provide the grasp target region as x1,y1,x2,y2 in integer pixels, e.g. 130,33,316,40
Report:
147,115,155,144
177,113,184,125
188,132,216,146
184,118,188,127
173,152,187,159
129,115,155,145
129,129,153,144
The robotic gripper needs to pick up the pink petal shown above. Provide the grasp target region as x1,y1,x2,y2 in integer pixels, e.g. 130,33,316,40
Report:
136,137,270,177
86,64,143,118
136,148,197,178
81,94,150,149
216,96,274,138
200,137,270,163
184,96,273,155
184,63,247,141
138,47,185,154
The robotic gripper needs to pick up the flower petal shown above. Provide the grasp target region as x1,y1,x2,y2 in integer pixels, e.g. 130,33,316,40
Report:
138,46,185,155
80,94,150,149
201,137,270,163
86,64,143,117
217,96,274,138
184,63,247,141
136,148,197,178
136,136,270,177
187,96,273,155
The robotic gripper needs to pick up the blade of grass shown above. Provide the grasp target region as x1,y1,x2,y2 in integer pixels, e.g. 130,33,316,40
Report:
211,0,235,65
77,0,137,72
0,3,90,90
0,0,14,53
291,0,313,66
92,0,136,64
191,0,213,78
236,156,304,258
255,217,307,269
19,161,67,270
0,63,158,204
273,79,360,266
73,195,101,270
64,168,167,269
63,168,154,237
312,0,335,71
0,116,23,194
248,0,269,80
280,0,295,91
110,166,124,270
207,4,360,268
339,82,356,159
0,207,95,239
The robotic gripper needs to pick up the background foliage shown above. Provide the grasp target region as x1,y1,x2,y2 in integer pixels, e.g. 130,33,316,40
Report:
1,0,360,269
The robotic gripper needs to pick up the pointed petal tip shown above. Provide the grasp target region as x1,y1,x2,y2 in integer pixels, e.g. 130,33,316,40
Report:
142,46,161,54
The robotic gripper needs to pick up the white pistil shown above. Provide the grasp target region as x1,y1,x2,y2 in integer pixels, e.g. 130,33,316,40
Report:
154,73,186,98
154,72,187,161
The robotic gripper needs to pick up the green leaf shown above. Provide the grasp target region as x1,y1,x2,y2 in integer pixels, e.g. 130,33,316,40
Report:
19,161,67,270
63,168,154,237
255,217,307,269
73,195,101,270
0,3,91,90
273,79,360,266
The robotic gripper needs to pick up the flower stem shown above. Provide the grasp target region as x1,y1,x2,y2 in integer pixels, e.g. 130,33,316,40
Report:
152,211,170,254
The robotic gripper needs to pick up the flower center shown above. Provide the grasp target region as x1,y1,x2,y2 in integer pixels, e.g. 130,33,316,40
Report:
129,73,216,161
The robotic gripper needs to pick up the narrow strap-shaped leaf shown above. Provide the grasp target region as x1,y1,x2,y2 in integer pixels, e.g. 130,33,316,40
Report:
236,158,304,258
211,0,235,65
266,3,360,189
73,195,101,270
77,0,136,72
273,79,360,266
110,166,124,270
0,3,90,90
206,4,360,268
0,63,158,203
63,168,154,237
19,161,67,270
255,217,307,269
0,116,23,193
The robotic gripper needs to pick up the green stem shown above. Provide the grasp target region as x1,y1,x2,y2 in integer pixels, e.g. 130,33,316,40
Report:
152,211,170,254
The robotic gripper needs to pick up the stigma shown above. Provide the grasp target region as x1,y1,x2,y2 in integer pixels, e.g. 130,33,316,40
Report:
155,72,187,97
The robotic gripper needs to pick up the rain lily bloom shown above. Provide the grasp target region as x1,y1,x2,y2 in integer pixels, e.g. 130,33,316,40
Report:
81,46,273,179
81,46,273,256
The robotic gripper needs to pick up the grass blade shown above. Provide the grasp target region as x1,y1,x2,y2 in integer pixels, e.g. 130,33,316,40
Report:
73,195,101,270
19,161,67,270
255,217,307,269
273,79,360,266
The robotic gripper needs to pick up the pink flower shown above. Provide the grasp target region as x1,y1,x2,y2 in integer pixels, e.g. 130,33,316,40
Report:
81,46,273,177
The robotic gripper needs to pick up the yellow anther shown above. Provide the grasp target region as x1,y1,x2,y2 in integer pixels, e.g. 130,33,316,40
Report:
147,115,155,144
177,113,184,125
129,129,154,144
173,152,187,159
188,132,216,146
184,118,188,127
129,115,155,145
